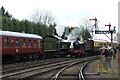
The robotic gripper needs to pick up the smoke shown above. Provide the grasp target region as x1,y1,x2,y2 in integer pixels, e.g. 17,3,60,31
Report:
66,27,84,48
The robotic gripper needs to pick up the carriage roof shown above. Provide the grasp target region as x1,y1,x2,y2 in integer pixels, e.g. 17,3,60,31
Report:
0,30,42,39
44,35,70,43
94,39,117,43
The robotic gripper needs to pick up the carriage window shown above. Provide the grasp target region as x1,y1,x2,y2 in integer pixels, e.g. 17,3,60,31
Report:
4,38,9,47
97,43,99,46
100,43,102,46
38,40,40,47
16,38,20,47
98,43,100,46
34,40,38,47
109,43,111,46
28,39,32,47
94,43,96,46
22,39,26,47
96,43,97,46
104,43,106,46
95,43,97,46
11,39,15,45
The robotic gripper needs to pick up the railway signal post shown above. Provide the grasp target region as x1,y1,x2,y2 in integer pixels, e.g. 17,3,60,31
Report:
104,23,116,47
95,23,116,47
89,17,97,39
89,17,116,47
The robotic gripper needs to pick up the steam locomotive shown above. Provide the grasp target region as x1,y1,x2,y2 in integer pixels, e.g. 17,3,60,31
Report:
68,38,94,57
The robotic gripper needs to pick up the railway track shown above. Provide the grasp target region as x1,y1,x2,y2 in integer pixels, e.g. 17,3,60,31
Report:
51,61,89,80
2,58,71,70
2,56,100,80
2,58,82,79
79,61,89,80
32,57,99,80
2,58,73,74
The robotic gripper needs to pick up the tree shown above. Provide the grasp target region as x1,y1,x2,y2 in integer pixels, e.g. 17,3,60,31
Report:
12,18,20,32
79,18,93,31
0,6,58,37
1,6,5,16
0,10,2,29
81,29,91,40
2,16,10,30
30,9,55,25
5,11,12,19
0,6,13,30
0,6,12,19
19,20,25,32
30,9,58,36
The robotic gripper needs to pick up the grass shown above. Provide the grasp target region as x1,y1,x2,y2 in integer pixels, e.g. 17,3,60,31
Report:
96,59,114,74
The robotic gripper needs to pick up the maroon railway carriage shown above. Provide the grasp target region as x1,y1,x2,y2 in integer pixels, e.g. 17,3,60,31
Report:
0,30,42,61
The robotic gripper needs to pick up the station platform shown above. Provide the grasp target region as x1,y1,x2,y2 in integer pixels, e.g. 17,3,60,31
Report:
84,50,120,80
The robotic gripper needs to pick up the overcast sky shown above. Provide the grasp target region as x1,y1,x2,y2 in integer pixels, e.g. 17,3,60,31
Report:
0,0,119,36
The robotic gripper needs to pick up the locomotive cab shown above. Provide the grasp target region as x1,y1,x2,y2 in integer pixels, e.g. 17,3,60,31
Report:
73,40,84,50
68,38,84,57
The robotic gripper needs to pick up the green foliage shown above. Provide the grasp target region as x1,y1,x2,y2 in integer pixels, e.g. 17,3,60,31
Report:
1,6,58,37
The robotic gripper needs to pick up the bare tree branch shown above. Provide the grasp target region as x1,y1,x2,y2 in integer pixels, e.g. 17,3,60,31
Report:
30,9,55,26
